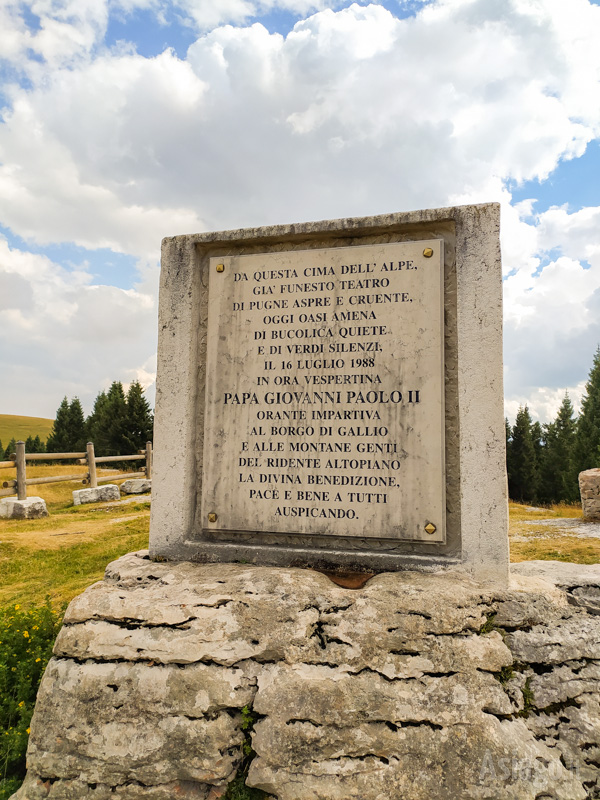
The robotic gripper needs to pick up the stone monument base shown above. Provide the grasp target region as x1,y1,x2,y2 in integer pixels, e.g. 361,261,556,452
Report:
0,496,48,519
14,553,600,800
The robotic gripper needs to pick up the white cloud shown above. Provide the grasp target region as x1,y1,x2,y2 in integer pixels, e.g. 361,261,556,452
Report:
502,202,600,422
504,383,587,426
1,0,600,419
0,237,157,416
0,50,207,257
2,0,598,250
152,0,347,31
0,0,109,73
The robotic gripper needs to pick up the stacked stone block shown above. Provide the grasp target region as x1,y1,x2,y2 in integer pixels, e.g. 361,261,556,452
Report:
12,553,600,800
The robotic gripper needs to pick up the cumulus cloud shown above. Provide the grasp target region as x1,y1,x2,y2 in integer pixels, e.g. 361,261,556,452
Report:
2,0,599,250
502,202,600,421
172,0,347,30
0,237,157,416
1,0,600,418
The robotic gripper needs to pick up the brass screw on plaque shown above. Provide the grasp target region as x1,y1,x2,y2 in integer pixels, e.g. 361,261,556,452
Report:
424,523,436,535
423,247,434,258
208,513,218,523
216,263,225,273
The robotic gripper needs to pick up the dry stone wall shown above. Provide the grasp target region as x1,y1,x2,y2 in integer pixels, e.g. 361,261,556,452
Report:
13,553,600,800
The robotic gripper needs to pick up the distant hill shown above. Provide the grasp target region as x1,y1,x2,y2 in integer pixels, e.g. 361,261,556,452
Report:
0,414,54,447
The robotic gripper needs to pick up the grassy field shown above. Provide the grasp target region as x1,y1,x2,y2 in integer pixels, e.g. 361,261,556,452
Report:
0,415,53,448
1,471,598,609
0,465,150,607
1,485,595,800
509,500,600,565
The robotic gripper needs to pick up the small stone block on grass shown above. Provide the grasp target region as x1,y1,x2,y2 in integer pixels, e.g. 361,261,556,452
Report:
0,496,48,519
73,485,120,506
579,468,600,521
120,479,151,495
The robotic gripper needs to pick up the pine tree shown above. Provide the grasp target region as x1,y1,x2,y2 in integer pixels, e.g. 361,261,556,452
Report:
531,421,543,477
505,418,513,487
508,406,538,503
106,381,129,455
86,390,108,448
573,345,600,474
123,381,154,453
89,382,128,455
4,438,17,460
32,435,46,453
46,397,71,453
553,393,578,502
67,398,87,452
0,439,4,461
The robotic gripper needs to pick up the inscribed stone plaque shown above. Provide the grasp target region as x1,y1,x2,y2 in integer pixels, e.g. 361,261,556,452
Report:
202,240,445,542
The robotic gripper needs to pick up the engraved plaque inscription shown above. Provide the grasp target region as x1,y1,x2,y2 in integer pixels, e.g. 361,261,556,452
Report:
202,240,445,542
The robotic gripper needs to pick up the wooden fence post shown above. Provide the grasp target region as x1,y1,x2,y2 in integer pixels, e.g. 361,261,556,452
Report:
87,442,98,488
145,441,153,480
16,441,27,501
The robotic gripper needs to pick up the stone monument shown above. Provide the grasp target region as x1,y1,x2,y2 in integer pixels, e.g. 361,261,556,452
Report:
150,203,508,583
13,205,600,800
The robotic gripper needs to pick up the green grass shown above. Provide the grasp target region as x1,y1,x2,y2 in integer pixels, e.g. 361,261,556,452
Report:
0,415,53,450
0,466,150,607
1,602,65,794
0,466,150,798
0,516,150,607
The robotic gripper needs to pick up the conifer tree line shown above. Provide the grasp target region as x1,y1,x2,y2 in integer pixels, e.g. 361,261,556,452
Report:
0,381,153,460
506,346,600,505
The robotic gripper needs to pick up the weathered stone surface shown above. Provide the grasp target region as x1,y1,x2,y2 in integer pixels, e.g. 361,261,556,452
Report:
120,479,151,495
13,553,600,800
570,585,600,615
505,615,600,664
73,485,120,505
250,719,585,800
0,497,48,519
152,205,509,584
15,774,212,799
511,559,600,588
579,468,600,520
511,560,600,615
18,656,250,795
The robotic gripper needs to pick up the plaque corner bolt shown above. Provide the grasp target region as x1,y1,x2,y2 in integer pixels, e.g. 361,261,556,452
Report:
216,263,225,273
208,512,218,523
424,522,436,535
423,247,434,258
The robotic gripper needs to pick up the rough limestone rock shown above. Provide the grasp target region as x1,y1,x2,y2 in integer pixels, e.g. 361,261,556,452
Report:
120,479,151,495
0,497,48,519
512,560,600,615
72,485,120,505
13,553,600,800
579,468,600,521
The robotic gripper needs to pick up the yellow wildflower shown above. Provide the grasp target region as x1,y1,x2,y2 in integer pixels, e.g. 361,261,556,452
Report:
23,631,29,638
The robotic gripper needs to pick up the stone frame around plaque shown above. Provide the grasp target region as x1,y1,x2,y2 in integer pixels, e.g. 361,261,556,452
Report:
149,203,509,585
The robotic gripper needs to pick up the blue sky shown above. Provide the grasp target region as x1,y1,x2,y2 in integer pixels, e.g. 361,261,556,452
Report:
1,0,600,422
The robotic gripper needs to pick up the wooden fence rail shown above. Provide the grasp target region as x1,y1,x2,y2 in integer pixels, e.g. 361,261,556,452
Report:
0,441,152,500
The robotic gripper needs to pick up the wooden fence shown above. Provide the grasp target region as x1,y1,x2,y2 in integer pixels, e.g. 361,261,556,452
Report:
0,441,152,500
